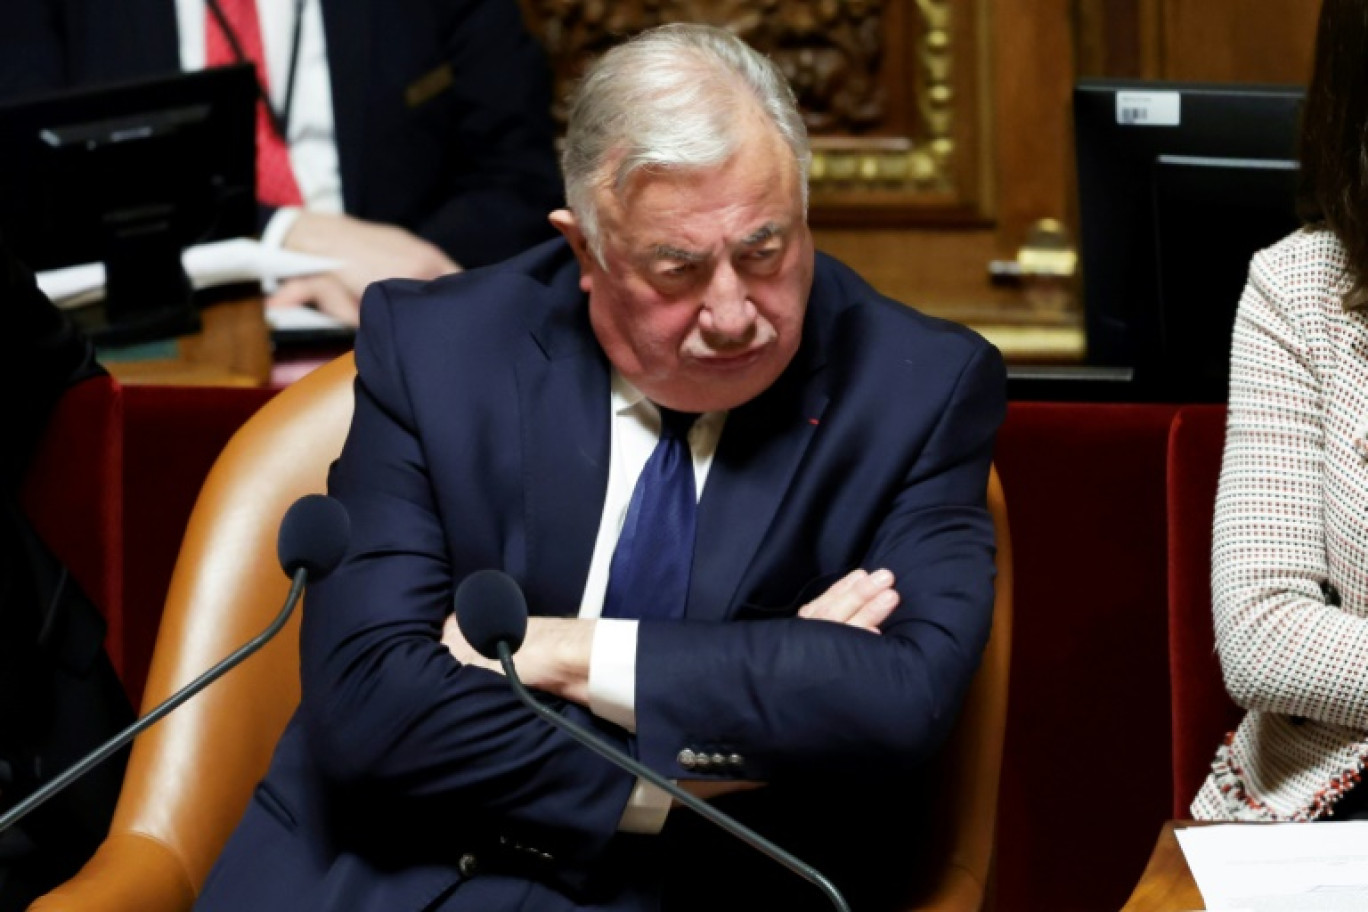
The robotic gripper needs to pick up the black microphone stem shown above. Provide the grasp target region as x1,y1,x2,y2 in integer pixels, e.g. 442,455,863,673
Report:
0,567,309,836
497,642,851,912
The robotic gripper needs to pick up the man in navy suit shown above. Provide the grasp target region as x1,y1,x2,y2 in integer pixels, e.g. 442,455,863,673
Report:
196,23,1005,911
0,0,562,323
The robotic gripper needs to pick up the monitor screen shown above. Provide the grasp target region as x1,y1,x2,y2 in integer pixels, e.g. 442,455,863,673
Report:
1073,79,1304,401
0,65,256,345
1152,155,1300,401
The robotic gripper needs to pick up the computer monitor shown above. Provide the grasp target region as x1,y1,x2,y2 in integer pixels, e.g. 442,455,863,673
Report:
1152,155,1300,400
0,65,256,346
1073,79,1304,401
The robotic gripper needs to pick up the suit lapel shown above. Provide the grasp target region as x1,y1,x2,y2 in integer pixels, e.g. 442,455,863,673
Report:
320,0,369,214
686,306,833,624
514,296,612,618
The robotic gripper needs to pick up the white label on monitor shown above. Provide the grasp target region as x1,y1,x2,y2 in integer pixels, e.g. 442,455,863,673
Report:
1115,91,1181,126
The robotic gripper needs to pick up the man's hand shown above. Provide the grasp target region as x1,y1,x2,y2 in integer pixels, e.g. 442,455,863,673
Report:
441,614,596,706
283,211,460,299
796,568,899,633
440,611,501,673
266,273,361,326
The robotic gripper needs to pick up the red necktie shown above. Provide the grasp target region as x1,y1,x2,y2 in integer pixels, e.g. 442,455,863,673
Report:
206,0,305,207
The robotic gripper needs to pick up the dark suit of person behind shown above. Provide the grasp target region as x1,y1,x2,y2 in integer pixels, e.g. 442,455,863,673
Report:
0,0,563,270
0,238,133,911
194,24,1006,912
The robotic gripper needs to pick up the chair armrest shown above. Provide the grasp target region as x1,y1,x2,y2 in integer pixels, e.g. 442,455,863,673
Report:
910,860,986,912
30,832,196,912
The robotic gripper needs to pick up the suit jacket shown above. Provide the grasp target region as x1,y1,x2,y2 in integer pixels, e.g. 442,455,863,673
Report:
1192,228,1368,821
0,0,562,268
195,238,1006,912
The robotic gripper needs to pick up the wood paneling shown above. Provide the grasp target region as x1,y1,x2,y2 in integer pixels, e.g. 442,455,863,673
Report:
1156,0,1318,84
519,1,1325,361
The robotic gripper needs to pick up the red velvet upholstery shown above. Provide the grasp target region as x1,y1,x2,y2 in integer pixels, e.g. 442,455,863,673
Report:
1166,405,1241,818
993,402,1180,912
19,375,125,677
120,384,276,706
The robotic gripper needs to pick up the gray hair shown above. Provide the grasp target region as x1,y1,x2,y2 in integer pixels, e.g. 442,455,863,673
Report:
561,23,811,262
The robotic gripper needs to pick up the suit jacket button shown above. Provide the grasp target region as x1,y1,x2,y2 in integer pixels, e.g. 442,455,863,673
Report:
710,753,727,768
694,752,712,770
677,749,697,770
728,753,744,768
458,853,479,877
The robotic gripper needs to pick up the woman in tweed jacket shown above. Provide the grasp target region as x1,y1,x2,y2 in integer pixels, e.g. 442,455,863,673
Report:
1192,0,1368,822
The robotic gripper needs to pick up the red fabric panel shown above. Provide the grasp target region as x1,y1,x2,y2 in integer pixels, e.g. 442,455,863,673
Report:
19,375,124,677
121,385,276,708
993,402,1180,912
1166,405,1241,818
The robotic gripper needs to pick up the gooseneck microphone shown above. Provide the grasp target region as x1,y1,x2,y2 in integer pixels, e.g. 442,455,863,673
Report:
454,569,851,912
0,493,350,836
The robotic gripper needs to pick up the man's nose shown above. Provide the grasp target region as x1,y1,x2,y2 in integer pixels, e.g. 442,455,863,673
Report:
699,265,756,344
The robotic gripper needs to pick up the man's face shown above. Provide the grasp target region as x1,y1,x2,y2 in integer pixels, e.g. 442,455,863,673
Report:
553,116,814,414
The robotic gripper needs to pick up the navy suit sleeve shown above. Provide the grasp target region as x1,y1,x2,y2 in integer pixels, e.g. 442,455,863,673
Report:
633,339,1005,781
409,0,562,266
298,282,633,868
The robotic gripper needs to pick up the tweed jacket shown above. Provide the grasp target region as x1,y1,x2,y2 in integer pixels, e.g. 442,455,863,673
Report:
1193,228,1368,821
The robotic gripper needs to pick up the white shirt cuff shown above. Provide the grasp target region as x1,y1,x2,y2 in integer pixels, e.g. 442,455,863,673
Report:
588,619,673,834
588,618,638,732
617,779,673,834
259,206,304,292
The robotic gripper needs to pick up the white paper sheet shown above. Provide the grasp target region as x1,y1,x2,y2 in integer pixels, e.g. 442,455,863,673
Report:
35,237,341,308
1176,821,1368,912
264,304,350,331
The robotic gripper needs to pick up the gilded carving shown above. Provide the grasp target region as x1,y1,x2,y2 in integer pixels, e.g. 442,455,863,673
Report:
522,0,979,214
527,0,890,133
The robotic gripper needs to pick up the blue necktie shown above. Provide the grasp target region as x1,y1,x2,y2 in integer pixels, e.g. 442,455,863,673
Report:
601,406,699,621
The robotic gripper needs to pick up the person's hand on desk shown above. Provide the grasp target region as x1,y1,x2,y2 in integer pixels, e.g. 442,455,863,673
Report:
272,211,461,325
267,272,361,326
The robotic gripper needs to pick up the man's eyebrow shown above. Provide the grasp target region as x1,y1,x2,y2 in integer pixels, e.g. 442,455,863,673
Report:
741,223,784,246
650,244,707,263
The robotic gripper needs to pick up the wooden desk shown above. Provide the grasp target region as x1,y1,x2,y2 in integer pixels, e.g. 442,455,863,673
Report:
101,296,273,387
1120,821,1205,911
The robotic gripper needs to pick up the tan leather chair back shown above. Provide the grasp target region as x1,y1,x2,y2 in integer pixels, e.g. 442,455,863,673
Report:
915,465,1012,912
34,354,357,912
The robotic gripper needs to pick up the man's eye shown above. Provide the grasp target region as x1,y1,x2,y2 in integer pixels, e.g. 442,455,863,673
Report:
746,247,778,261
661,263,695,278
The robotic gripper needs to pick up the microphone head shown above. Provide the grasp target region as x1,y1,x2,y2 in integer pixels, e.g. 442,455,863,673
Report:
277,494,350,580
454,569,528,660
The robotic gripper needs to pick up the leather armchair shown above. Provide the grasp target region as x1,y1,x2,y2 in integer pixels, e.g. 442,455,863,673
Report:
910,465,1011,912
32,354,356,912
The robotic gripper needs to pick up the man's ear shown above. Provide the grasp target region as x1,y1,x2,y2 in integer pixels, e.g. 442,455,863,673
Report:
549,209,596,294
